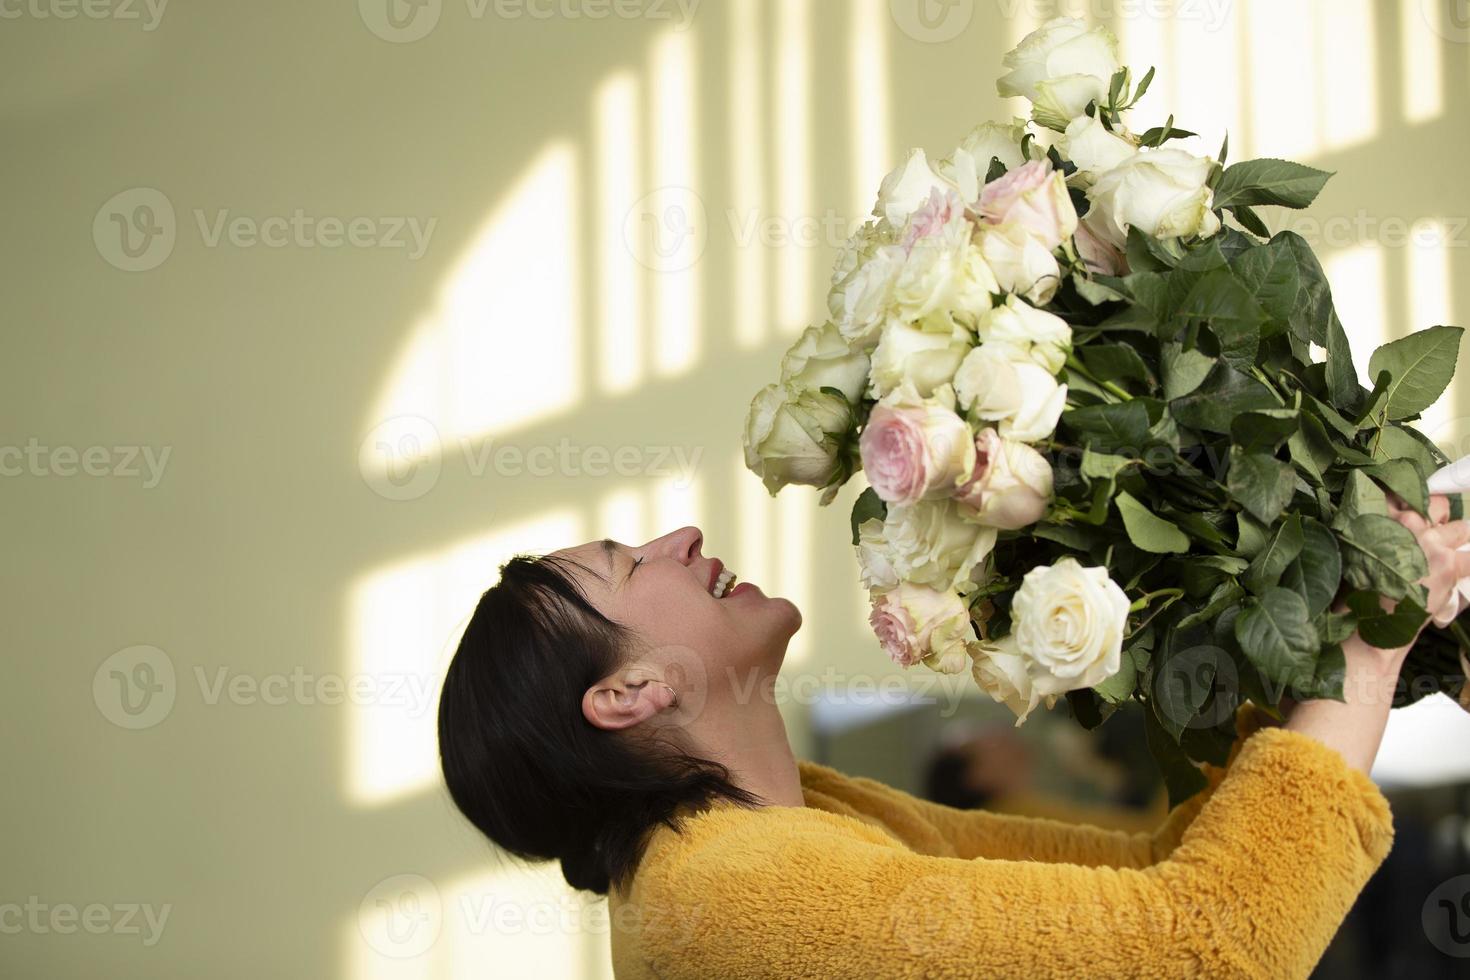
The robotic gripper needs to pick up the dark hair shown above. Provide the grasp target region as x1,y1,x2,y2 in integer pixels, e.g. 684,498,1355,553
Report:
437,551,762,897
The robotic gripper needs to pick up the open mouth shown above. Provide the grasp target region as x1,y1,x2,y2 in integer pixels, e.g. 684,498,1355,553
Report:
711,566,737,598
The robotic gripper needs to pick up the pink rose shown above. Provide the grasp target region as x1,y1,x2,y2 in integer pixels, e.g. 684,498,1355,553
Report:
902,187,967,250
869,583,975,672
1074,217,1128,276
955,427,1054,529
859,384,974,506
977,159,1078,251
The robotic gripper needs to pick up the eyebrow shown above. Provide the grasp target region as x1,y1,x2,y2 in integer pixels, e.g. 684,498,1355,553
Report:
600,538,637,588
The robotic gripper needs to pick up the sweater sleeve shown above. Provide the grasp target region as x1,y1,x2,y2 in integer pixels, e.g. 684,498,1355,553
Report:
832,703,1277,869
633,726,1393,980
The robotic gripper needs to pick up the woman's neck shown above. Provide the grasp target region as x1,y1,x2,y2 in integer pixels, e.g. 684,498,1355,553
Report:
694,689,806,808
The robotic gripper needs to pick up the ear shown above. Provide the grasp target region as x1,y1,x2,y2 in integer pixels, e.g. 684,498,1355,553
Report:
581,672,677,731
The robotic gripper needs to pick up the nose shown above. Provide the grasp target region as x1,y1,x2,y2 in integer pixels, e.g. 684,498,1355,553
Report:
642,525,703,564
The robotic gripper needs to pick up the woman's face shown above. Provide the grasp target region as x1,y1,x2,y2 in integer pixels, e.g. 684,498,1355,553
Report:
551,526,801,727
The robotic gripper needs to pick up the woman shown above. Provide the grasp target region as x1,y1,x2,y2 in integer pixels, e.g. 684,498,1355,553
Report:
438,504,1470,979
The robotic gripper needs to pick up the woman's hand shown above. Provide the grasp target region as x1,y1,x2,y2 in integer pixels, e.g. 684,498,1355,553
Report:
1385,494,1470,628
1282,493,1470,772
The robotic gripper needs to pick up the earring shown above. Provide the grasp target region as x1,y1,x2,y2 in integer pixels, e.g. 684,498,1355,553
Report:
661,683,680,710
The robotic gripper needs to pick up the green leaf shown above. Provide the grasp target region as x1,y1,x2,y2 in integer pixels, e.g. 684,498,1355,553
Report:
1213,158,1334,210
1227,450,1297,524
1337,469,1388,523
1062,401,1152,454
1287,411,1334,485
1081,448,1133,481
1280,518,1342,616
1344,591,1429,649
1161,343,1215,401
1228,204,1271,238
1079,343,1153,387
1230,234,1303,328
1231,408,1299,453
1179,269,1266,367
1235,587,1320,687
849,487,885,545
1337,513,1430,600
1115,491,1191,554
1324,310,1362,414
1242,514,1304,595
1170,364,1280,433
1365,325,1464,420
1144,703,1209,807
1094,645,1141,703
1363,458,1428,517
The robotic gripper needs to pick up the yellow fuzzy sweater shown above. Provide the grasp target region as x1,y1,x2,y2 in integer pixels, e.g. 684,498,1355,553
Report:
607,708,1394,979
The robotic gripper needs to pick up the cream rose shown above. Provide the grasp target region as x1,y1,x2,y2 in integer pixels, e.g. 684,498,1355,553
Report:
977,160,1078,251
780,321,871,403
869,583,976,674
1059,114,1137,186
972,294,1072,374
873,148,955,227
1011,557,1129,696
858,382,975,505
953,344,1067,444
997,17,1122,131
970,635,1057,724
1086,146,1222,248
977,222,1062,306
828,243,905,351
873,498,998,593
1074,217,1128,276
954,427,1054,529
743,382,855,497
867,320,972,400
892,190,994,326
936,118,1031,203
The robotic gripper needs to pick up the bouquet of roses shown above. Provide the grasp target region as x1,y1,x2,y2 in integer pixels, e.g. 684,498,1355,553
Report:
742,16,1470,797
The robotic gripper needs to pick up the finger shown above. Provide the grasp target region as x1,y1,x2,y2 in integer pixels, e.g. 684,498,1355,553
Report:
1454,550,1470,581
1430,494,1452,525
1433,521,1470,550
1385,494,1408,520
1397,509,1430,535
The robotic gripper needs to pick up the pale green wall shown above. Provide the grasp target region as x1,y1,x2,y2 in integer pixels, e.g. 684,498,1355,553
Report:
4,1,1469,977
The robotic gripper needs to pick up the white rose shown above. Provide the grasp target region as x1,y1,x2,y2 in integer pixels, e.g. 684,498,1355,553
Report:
868,320,972,400
855,516,900,592
997,17,1122,131
977,222,1062,306
973,294,1072,374
873,149,954,227
1086,146,1222,248
936,118,1032,203
953,343,1067,443
970,635,1057,724
869,583,976,674
954,427,1054,529
893,192,981,325
743,382,854,497
1059,114,1137,186
880,498,999,593
831,220,894,287
828,243,905,350
781,321,871,403
1011,557,1129,696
